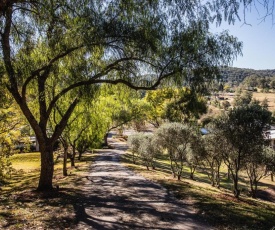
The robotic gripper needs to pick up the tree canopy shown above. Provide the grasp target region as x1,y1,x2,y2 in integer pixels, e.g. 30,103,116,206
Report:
0,0,244,191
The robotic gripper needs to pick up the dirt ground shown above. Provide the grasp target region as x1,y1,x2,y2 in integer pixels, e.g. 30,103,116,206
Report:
74,139,210,230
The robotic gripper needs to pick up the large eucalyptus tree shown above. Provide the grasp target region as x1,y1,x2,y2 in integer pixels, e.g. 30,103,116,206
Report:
0,0,242,191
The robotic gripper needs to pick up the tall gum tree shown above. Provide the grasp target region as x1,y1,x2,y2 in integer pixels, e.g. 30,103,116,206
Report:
0,1,242,191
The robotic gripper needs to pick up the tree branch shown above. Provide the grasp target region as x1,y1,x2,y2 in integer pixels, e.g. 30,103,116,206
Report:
50,98,79,143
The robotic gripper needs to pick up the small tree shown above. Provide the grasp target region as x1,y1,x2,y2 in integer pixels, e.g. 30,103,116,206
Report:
154,123,193,180
245,146,275,198
215,104,271,198
261,98,269,109
127,133,146,164
186,133,206,180
138,135,158,170
203,132,224,188
233,90,253,107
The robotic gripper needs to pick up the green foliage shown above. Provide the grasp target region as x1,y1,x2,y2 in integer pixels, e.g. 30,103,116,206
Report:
0,104,24,181
261,97,269,109
233,90,253,107
127,133,146,164
165,88,207,122
221,67,275,87
138,135,158,170
186,133,207,180
144,88,175,127
214,103,272,197
244,145,275,198
203,132,224,187
153,122,194,180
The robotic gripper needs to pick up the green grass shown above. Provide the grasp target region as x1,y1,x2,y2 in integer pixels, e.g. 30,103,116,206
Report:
121,152,275,230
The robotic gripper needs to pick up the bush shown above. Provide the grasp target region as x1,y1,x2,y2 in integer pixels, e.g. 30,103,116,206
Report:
127,133,146,164
138,135,158,170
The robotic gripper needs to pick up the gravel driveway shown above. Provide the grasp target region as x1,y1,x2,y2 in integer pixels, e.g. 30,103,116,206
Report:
75,139,210,230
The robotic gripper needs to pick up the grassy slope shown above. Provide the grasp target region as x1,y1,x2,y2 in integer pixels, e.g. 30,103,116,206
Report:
121,152,275,230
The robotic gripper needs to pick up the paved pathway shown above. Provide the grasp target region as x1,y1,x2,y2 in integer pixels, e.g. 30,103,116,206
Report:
75,139,210,230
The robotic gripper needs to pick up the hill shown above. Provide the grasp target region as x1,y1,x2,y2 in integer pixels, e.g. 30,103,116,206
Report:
220,67,275,85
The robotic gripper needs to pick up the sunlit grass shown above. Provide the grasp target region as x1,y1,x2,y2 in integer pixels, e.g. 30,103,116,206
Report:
10,152,41,171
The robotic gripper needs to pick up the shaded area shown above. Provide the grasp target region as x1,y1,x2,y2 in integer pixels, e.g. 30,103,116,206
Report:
257,186,275,203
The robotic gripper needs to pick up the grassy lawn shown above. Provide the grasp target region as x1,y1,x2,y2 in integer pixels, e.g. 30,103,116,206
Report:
0,151,96,229
121,151,275,230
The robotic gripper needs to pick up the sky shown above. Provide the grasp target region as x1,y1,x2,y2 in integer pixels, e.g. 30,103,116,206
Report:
210,4,275,70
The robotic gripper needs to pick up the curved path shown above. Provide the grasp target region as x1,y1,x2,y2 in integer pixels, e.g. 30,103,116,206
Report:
75,138,210,230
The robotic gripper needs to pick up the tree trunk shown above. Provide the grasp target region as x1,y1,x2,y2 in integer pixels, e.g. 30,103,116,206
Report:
227,167,230,180
63,148,68,176
271,172,274,182
151,161,155,170
211,180,215,187
216,164,221,188
190,172,194,180
37,144,54,191
70,145,76,167
104,132,108,146
60,138,69,176
78,151,83,161
250,184,257,198
169,154,176,178
233,176,240,198
70,155,75,167
189,166,196,180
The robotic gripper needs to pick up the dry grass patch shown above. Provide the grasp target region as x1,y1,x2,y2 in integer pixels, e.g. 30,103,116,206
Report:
253,92,275,111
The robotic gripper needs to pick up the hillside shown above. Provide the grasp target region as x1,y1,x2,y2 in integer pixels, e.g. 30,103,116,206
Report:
220,67,275,84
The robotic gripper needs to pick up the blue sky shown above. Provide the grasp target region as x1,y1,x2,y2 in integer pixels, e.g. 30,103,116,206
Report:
210,5,275,70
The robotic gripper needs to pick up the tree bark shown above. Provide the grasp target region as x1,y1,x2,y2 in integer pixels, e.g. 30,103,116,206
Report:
37,143,54,191
70,145,76,167
63,148,68,176
233,175,240,198
216,163,221,188
104,132,108,146
78,151,83,161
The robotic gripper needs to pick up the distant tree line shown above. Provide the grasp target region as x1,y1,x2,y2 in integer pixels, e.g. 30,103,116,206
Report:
220,67,275,89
